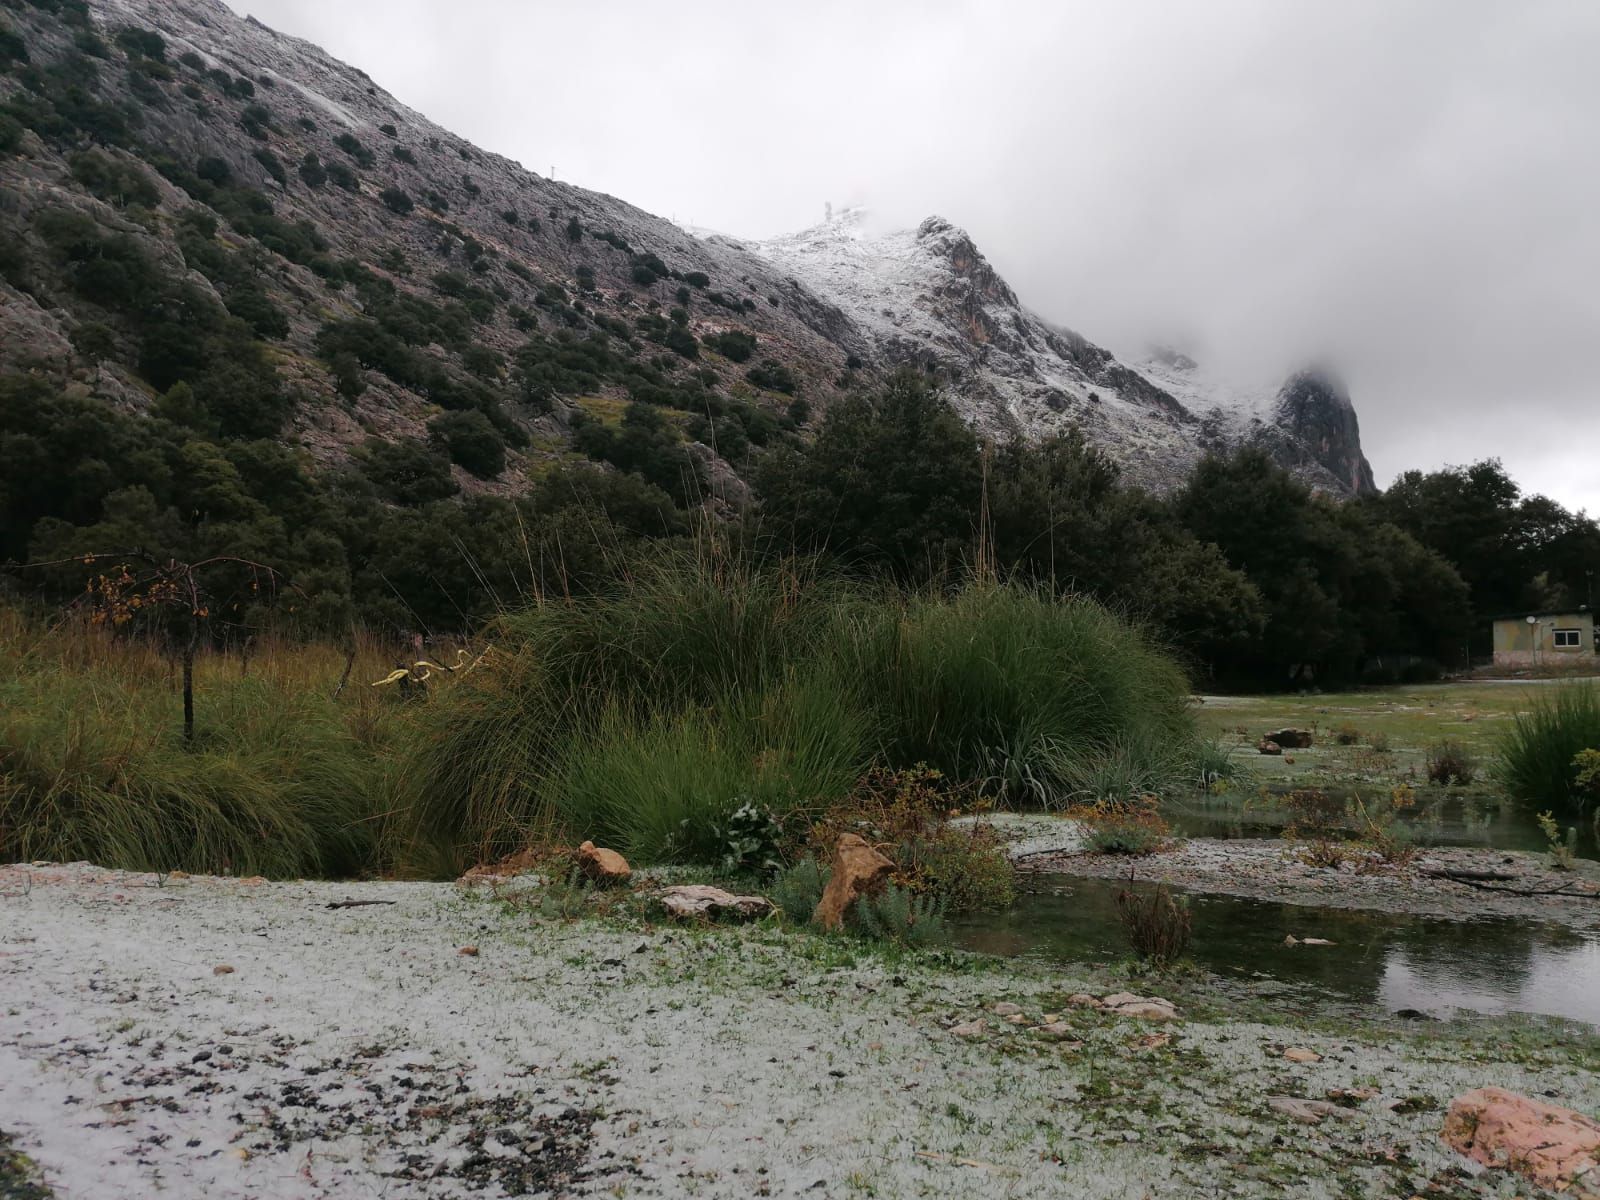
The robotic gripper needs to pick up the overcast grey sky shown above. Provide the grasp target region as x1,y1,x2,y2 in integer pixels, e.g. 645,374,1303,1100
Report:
227,0,1599,512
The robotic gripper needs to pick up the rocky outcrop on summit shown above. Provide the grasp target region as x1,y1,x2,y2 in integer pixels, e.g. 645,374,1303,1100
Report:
1139,352,1378,496
753,210,1203,491
754,210,1375,495
1271,370,1378,496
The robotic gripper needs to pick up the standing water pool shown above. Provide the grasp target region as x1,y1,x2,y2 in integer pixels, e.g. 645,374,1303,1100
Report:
951,873,1600,1026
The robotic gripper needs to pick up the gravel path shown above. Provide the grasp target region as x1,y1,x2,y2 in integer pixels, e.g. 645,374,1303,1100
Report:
3,862,1597,1199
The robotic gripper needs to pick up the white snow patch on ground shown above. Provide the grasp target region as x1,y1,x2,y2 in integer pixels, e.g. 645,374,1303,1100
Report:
3,862,1594,1198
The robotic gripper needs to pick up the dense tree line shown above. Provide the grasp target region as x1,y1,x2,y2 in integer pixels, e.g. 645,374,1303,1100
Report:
6,367,1594,686
753,374,1480,685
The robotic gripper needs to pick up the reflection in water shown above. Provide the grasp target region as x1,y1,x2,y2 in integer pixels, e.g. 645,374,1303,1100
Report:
951,874,1600,1026
1170,793,1600,861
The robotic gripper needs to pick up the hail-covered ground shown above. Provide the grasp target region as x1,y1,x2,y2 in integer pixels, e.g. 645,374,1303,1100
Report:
2,861,1595,1199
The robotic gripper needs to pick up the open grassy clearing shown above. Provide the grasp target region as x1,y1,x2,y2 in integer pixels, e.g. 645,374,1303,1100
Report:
1199,682,1543,787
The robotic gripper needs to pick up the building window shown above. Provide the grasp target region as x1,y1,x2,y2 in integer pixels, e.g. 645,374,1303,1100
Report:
1553,628,1582,649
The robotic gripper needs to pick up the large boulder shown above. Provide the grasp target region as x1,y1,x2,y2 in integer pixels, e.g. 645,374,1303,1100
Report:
1441,1087,1600,1196
576,841,631,885
657,885,772,920
812,833,895,930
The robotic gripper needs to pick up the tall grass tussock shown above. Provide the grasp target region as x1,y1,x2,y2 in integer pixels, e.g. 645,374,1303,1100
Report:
395,552,1198,876
0,614,402,877
1500,683,1600,816
2,553,1199,880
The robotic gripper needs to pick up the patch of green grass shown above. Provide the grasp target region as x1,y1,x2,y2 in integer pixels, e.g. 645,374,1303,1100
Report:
0,1129,52,1200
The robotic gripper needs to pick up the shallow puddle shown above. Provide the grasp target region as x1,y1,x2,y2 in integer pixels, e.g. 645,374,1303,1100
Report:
952,873,1600,1026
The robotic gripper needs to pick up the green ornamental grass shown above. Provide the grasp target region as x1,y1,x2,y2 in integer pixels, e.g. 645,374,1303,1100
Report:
1499,683,1600,817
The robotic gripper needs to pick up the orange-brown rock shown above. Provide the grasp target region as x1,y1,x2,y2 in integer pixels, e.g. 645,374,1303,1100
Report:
812,833,895,930
576,841,631,884
1441,1087,1600,1196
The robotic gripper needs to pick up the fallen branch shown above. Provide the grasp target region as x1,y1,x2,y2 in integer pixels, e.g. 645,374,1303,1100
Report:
1427,876,1595,899
1418,867,1519,883
325,899,398,909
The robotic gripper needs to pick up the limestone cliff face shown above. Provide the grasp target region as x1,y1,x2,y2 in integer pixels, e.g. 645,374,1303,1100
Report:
1271,371,1378,496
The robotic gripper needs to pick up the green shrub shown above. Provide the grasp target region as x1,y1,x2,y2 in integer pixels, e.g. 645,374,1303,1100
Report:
746,359,795,394
326,161,357,191
298,152,326,188
706,330,756,362
333,132,374,167
1426,739,1476,786
70,150,159,207
114,27,166,62
1116,883,1190,965
772,857,827,923
252,148,287,186
428,409,505,478
359,437,458,505
379,187,413,215
0,22,28,70
0,111,23,154
1500,684,1600,814
853,883,948,946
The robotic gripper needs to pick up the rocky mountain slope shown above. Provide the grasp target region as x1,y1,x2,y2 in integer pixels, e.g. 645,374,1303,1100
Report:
748,209,1375,494
0,0,1373,503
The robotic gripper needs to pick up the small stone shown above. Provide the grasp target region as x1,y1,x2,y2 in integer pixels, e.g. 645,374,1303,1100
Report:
576,841,631,885
1036,1022,1080,1041
1005,1013,1026,1025
992,1002,1023,1016
1269,1096,1346,1125
1066,993,1102,1009
1257,739,1283,756
1041,1013,1061,1023
228,1147,251,1162
458,945,479,957
1284,1047,1322,1063
1111,1000,1179,1021
1103,993,1179,1021
657,884,773,920
950,1020,986,1038
212,964,235,976
237,876,267,887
